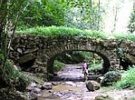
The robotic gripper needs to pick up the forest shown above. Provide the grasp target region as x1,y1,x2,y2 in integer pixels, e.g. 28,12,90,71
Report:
1,0,135,100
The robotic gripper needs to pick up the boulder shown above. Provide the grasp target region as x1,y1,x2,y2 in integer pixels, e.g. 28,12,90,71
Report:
41,82,52,90
86,81,100,91
27,82,37,91
101,71,121,86
97,76,104,83
32,87,41,94
30,89,41,100
27,82,42,100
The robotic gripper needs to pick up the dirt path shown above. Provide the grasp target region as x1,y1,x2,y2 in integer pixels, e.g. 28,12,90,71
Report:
38,64,135,100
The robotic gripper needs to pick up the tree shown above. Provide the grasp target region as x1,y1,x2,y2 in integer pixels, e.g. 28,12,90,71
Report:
65,0,103,30
17,0,104,30
128,1,135,33
17,0,68,28
128,10,135,33
0,0,29,86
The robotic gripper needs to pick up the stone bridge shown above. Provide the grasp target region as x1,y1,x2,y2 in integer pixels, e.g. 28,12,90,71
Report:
10,35,135,78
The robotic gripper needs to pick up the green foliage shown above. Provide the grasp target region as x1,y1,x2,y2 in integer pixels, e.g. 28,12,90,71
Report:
84,30,106,39
65,0,103,30
114,33,135,42
16,26,107,39
0,0,28,22
0,50,4,61
128,10,135,33
101,71,121,86
3,60,20,80
0,0,29,63
16,26,135,41
131,97,135,100
78,52,103,71
115,67,135,89
56,51,85,64
0,60,29,89
89,63,102,71
0,0,30,89
53,60,65,72
16,26,135,42
0,88,28,100
17,0,68,28
17,0,104,30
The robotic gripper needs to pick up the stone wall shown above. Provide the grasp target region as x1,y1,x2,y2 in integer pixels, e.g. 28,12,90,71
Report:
9,35,135,77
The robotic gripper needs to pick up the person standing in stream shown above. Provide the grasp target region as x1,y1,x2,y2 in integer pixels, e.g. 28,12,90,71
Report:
82,60,89,81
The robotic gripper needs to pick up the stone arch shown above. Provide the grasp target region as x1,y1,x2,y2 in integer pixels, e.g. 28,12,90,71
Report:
10,36,124,81
37,38,119,79
40,41,118,77
46,50,110,75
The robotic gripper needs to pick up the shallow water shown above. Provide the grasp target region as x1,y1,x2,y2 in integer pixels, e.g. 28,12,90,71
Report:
38,64,135,100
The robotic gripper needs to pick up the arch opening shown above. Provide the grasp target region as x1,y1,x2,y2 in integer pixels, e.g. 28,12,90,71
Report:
47,50,110,79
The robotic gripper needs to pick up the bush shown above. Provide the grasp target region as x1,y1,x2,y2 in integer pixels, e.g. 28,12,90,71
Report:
0,88,28,100
89,62,102,72
101,71,121,86
0,60,29,91
53,60,65,72
16,26,135,41
16,26,107,39
115,67,135,89
114,33,135,42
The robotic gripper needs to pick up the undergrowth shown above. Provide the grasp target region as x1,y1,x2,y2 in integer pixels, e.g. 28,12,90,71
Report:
89,63,102,71
17,26,135,41
0,60,29,91
53,60,65,72
115,67,135,89
16,26,106,39
114,33,135,41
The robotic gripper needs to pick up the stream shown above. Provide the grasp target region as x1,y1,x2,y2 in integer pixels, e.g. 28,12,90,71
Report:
37,64,135,100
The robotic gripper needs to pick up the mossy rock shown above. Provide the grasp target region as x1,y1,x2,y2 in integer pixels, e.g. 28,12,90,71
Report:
101,71,121,86
86,81,100,91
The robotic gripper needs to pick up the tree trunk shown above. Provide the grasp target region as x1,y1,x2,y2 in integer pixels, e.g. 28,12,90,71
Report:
111,6,118,33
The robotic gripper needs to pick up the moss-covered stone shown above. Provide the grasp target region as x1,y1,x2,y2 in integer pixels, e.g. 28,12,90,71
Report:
86,81,100,91
101,71,121,86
